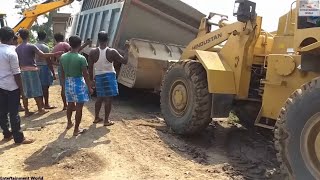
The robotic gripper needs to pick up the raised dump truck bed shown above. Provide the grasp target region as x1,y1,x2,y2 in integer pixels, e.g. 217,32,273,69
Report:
66,0,204,90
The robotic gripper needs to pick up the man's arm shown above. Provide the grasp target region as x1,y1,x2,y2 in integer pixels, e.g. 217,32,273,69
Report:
33,45,63,59
108,48,128,64
44,47,56,79
79,39,92,52
88,48,97,81
47,57,56,80
82,67,93,94
9,53,23,92
60,61,65,86
81,57,93,94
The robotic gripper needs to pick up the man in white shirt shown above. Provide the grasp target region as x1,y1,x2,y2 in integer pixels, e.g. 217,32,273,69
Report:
0,27,34,144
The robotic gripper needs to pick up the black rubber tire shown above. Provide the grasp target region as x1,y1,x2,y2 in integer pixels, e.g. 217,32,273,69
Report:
160,60,212,135
275,77,320,180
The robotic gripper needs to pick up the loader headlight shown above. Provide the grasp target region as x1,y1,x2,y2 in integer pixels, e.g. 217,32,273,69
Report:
233,0,257,23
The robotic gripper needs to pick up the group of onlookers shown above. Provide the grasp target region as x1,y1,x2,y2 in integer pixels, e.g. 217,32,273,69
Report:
0,26,128,143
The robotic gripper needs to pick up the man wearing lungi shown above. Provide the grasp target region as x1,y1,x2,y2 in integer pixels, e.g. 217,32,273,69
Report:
52,32,71,111
0,27,34,144
60,35,93,136
15,29,63,116
88,31,128,126
10,35,25,112
52,33,91,111
35,31,56,110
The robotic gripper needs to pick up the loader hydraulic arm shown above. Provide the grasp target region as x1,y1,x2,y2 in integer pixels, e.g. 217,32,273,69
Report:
13,0,76,33
181,21,245,59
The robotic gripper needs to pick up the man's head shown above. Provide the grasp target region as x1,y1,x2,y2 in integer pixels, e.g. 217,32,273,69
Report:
37,31,47,41
54,32,64,43
98,31,109,44
12,35,18,46
18,28,29,41
0,26,14,44
68,35,82,50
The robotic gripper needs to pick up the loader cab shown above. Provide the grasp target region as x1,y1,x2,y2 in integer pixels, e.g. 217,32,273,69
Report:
233,0,256,23
0,13,7,28
293,0,320,72
297,1,320,29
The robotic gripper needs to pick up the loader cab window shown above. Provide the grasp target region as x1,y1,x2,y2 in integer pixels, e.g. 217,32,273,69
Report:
298,16,320,29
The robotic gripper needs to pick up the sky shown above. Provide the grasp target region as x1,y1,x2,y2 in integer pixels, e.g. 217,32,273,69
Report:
1,0,294,32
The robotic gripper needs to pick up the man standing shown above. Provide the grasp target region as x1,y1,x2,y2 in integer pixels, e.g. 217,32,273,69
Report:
52,32,91,110
10,35,25,112
52,32,71,110
88,31,128,126
15,29,63,116
35,31,56,109
60,35,93,136
0,27,33,144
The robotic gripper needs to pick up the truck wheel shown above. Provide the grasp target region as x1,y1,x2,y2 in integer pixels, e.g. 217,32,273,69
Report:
160,60,212,135
275,77,320,180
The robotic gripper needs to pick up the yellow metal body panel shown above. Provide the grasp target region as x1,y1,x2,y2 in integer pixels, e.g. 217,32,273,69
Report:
262,55,319,119
182,16,263,98
300,41,320,52
181,21,245,60
253,32,274,57
219,17,263,99
294,27,320,50
277,8,296,36
195,50,236,94
271,35,294,54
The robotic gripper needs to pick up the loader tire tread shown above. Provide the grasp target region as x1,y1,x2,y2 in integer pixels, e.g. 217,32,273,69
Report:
275,77,320,180
160,60,212,135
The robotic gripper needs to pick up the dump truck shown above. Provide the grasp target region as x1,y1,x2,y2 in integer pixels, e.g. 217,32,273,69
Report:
160,0,320,179
64,0,205,92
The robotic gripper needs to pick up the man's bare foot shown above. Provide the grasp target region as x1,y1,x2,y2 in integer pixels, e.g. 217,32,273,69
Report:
44,105,57,110
2,135,13,142
73,129,87,136
93,117,103,124
19,106,25,112
66,123,74,130
15,138,35,144
25,111,35,117
104,120,115,126
38,110,49,115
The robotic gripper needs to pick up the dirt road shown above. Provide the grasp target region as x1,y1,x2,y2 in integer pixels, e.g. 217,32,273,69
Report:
0,85,283,180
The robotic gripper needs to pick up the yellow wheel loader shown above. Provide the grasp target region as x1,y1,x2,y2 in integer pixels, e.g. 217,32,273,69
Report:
160,0,320,179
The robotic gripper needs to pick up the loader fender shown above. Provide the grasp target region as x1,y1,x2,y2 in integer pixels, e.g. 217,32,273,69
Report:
194,50,236,94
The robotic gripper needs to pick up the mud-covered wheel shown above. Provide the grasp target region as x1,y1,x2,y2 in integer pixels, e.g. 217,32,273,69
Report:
275,77,320,180
160,60,212,135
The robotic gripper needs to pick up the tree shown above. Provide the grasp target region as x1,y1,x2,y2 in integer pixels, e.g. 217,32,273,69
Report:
15,0,55,48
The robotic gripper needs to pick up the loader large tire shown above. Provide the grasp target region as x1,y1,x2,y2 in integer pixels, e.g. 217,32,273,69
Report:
275,77,320,180
160,60,212,135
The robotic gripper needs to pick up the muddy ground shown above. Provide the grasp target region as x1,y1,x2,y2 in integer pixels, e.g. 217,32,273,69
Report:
0,84,284,180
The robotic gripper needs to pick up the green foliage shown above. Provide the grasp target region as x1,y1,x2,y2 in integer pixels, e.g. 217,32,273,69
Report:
15,0,55,45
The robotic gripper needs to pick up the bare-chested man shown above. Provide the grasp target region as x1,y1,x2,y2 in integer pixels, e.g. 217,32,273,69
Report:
88,31,128,126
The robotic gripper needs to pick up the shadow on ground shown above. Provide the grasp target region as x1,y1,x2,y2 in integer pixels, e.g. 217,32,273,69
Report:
86,85,161,122
23,123,110,172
